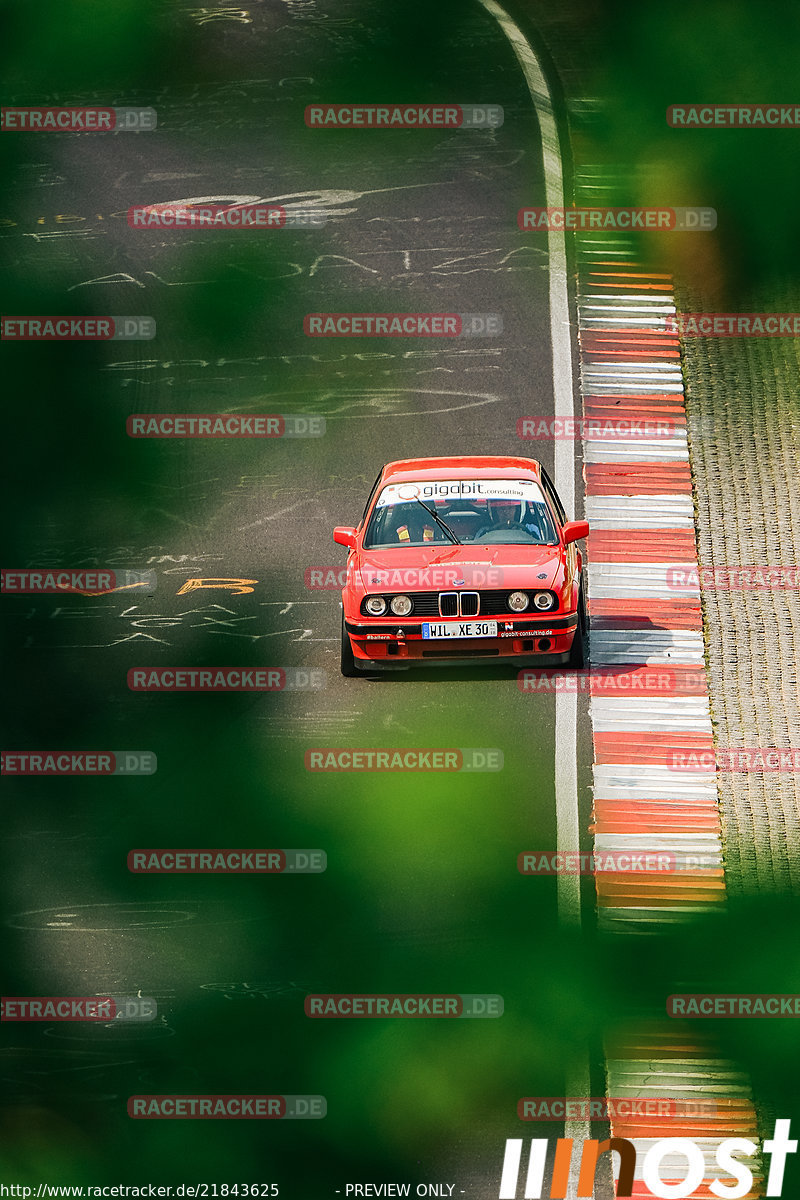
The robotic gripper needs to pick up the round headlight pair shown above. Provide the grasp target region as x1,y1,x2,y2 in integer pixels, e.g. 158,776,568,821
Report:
365,595,412,617
507,592,556,612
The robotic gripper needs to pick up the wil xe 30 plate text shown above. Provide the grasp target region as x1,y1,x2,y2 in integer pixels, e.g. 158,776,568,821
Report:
422,621,498,639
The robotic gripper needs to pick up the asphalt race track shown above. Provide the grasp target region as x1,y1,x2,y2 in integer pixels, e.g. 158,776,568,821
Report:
11,1,797,1198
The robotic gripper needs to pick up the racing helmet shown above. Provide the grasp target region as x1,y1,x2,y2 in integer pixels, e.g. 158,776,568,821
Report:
487,497,525,524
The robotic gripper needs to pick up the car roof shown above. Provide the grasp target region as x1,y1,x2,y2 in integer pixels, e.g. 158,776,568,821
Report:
380,456,543,484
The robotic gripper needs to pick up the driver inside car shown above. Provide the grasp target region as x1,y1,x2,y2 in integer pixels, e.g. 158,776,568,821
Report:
474,498,543,539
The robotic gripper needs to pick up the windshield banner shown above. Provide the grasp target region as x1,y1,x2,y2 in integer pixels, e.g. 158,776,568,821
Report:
375,479,542,507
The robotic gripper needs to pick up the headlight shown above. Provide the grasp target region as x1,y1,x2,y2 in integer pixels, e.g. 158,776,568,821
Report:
507,591,529,612
533,591,555,611
365,596,387,616
390,594,413,616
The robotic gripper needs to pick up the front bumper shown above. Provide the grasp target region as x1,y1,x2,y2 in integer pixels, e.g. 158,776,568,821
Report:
344,615,578,669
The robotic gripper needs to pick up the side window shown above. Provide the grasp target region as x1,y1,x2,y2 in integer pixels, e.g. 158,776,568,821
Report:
360,468,385,527
538,466,567,527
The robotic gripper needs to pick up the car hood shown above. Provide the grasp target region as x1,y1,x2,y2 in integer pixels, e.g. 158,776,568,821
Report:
354,544,562,592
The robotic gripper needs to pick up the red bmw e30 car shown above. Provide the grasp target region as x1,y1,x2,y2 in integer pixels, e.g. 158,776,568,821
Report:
333,455,589,675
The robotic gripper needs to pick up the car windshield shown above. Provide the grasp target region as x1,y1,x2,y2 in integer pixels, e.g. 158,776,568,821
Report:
362,478,558,548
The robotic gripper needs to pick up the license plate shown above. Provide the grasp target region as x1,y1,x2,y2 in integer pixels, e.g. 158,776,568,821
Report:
422,620,498,640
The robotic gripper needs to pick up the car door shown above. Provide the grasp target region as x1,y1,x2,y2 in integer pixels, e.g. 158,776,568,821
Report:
539,465,581,600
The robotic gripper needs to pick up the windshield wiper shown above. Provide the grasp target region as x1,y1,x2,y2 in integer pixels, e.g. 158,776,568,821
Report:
414,498,461,544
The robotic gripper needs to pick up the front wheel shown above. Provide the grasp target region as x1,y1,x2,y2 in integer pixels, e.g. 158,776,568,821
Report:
568,584,589,668
340,613,359,677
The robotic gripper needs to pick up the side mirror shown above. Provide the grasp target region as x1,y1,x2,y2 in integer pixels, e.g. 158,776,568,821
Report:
333,526,357,550
562,520,590,546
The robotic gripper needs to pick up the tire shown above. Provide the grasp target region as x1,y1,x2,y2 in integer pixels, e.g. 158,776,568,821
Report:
340,613,360,677
568,584,588,669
